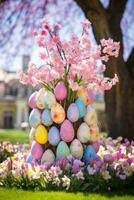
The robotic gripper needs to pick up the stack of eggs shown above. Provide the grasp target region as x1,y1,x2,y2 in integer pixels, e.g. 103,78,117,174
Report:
27,82,100,165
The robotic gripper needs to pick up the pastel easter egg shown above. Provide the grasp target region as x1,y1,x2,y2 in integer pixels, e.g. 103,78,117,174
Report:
48,126,60,146
28,91,37,109
91,141,100,152
41,109,53,126
60,119,74,142
77,122,90,143
29,108,41,128
54,81,67,101
56,141,70,157
36,88,46,109
83,145,98,164
84,105,98,126
75,98,86,118
35,125,48,144
87,91,94,104
67,103,79,122
26,153,34,163
51,103,65,124
43,91,56,109
31,141,44,160
70,139,83,159
41,149,55,165
77,87,89,105
29,128,35,143
90,124,100,142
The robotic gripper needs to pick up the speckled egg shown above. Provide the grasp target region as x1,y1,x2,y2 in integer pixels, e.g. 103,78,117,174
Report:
77,122,90,143
31,141,44,160
54,81,67,101
48,126,60,146
35,125,48,144
90,124,100,142
83,145,98,164
56,141,70,157
28,91,37,109
51,103,65,124
29,128,35,143
60,119,74,142
41,149,55,165
87,91,94,104
41,109,53,126
43,90,56,109
77,87,89,105
67,103,79,122
70,139,83,159
75,98,86,118
84,105,97,126
29,108,41,128
36,88,46,109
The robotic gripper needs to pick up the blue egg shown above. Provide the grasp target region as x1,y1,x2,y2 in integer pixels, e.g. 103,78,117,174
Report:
29,108,41,128
26,153,34,163
67,103,79,122
48,126,60,146
41,109,53,126
83,145,98,165
75,98,86,118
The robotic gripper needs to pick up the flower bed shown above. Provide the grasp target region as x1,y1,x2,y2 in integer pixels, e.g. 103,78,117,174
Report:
0,141,29,163
0,137,133,192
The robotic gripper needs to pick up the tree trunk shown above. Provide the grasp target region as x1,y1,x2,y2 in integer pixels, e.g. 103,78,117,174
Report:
75,0,134,139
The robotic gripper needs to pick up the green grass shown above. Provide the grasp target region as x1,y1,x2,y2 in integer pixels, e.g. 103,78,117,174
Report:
0,129,29,144
0,188,133,200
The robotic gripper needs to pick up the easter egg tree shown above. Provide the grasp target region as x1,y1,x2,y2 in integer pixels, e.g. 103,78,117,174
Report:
19,19,119,166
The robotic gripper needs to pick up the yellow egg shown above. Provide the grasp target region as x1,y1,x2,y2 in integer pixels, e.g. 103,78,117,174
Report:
51,103,65,124
77,87,89,105
35,125,48,144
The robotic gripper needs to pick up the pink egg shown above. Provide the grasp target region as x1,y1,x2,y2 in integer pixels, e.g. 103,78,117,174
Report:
54,82,67,101
60,119,74,142
31,141,44,160
28,91,37,109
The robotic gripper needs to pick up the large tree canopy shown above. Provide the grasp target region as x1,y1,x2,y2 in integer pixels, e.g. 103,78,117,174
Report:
75,0,134,138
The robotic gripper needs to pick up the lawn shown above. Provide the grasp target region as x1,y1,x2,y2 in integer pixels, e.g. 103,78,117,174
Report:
0,188,134,200
0,129,29,144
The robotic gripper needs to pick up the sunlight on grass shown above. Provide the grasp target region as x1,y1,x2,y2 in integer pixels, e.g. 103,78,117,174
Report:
0,188,134,200
0,129,29,144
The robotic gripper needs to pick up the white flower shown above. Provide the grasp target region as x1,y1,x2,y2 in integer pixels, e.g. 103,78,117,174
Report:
73,170,85,180
101,170,111,180
87,166,96,175
116,172,127,180
52,176,61,186
62,175,70,190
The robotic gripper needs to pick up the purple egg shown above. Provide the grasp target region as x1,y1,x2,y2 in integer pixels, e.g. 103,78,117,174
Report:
28,91,37,109
31,141,44,160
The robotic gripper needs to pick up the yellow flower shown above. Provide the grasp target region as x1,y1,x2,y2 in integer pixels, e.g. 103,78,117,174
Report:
97,145,105,158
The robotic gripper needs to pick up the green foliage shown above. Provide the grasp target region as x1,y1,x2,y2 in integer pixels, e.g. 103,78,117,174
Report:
0,149,13,163
0,170,134,193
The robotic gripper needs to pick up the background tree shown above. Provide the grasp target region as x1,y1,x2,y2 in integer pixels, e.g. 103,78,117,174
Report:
75,0,134,138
